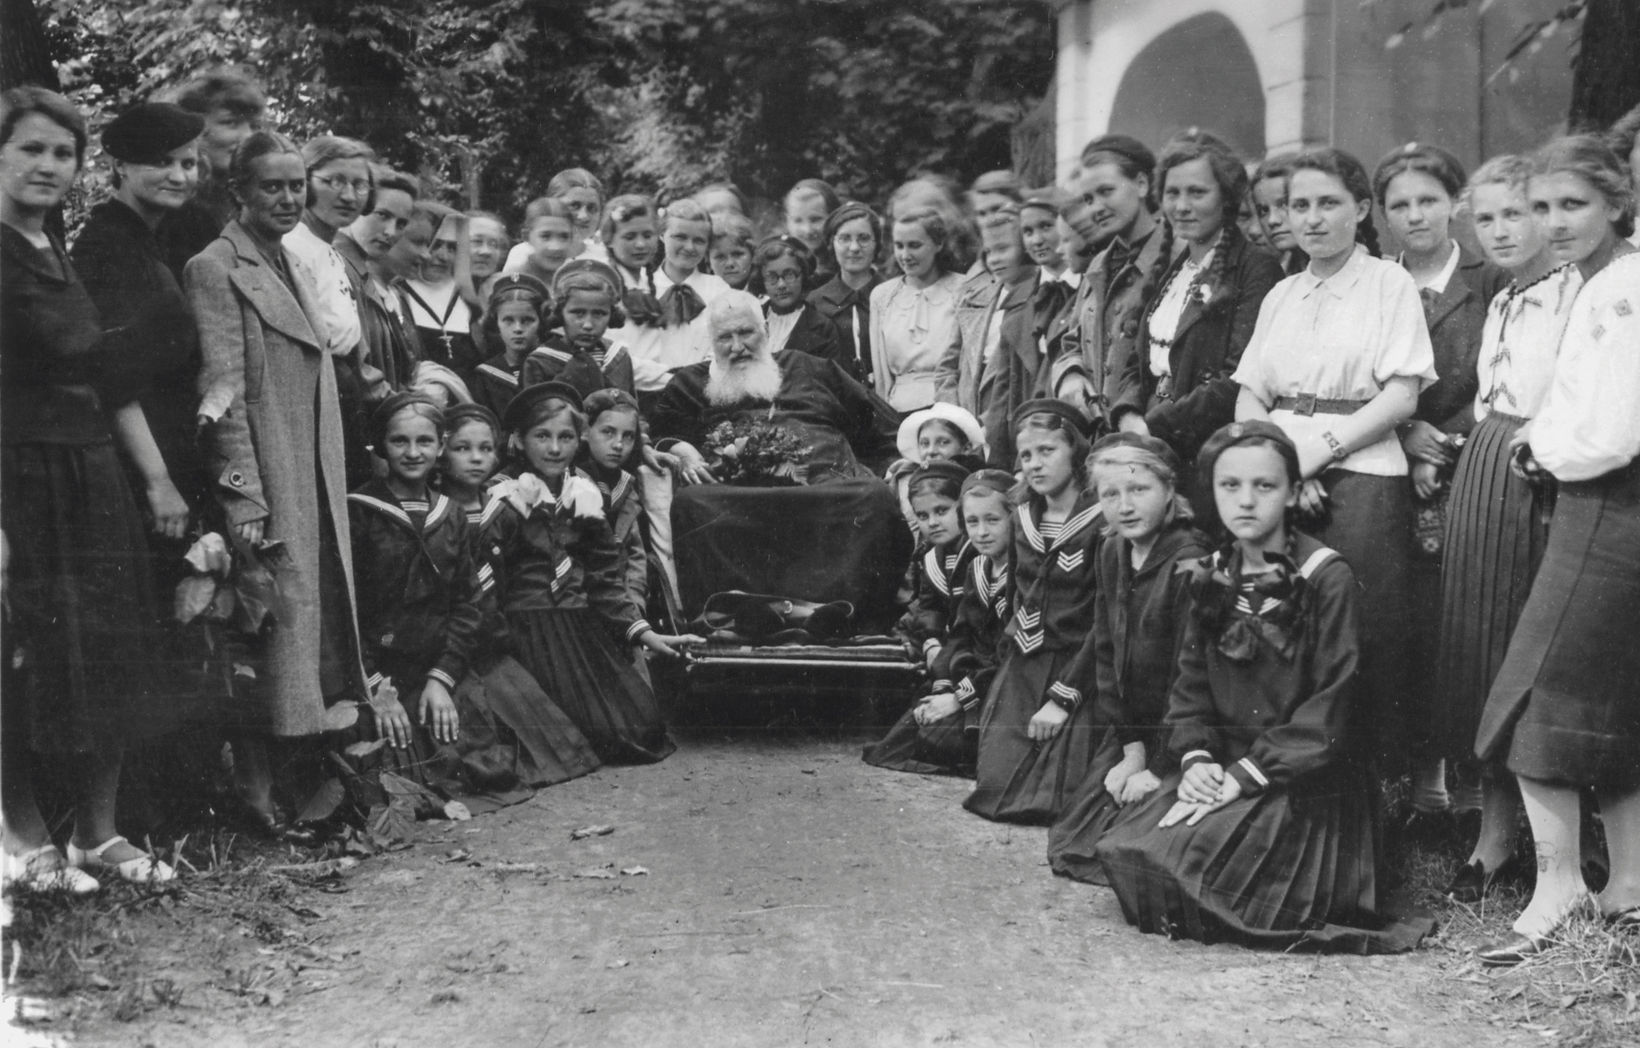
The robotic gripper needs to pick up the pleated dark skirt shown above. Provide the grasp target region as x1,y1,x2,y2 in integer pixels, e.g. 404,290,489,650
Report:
2,440,160,753
508,608,676,764
1435,413,1551,759
1093,762,1431,953
861,700,977,777
450,654,601,791
963,648,1102,824
1309,469,1414,765
1045,729,1131,884
1476,462,1640,788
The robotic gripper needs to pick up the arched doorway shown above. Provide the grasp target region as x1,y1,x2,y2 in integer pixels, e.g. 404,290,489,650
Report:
1107,12,1265,159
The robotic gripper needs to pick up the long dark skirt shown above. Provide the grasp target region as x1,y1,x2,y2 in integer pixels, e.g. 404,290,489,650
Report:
1435,413,1551,759
1476,463,1640,788
1093,762,1432,954
862,700,977,777
1309,469,1415,767
1046,729,1135,884
964,648,1102,824
508,608,676,764
2,440,159,753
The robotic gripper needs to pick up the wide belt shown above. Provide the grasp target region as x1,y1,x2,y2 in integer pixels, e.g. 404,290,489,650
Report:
1271,394,1371,417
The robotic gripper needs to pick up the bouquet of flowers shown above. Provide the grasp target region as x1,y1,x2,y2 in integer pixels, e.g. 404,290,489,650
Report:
703,417,812,486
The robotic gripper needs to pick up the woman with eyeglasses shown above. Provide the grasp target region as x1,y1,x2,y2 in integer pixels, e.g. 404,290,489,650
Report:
186,130,368,843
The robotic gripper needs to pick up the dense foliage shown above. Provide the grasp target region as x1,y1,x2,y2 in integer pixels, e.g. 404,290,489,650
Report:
39,0,1054,221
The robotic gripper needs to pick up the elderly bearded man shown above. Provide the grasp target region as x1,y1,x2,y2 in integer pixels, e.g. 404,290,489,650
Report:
652,290,899,484
650,291,910,629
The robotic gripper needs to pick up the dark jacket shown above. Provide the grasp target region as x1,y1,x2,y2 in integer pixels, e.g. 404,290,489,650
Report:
986,272,1078,467
1133,232,1284,464
768,303,847,365
521,335,637,401
807,273,880,382
1413,247,1507,437
929,551,1012,713
896,536,978,657
1006,489,1108,710
347,480,485,691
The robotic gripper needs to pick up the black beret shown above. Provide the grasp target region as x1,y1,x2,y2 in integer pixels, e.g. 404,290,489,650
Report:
502,381,584,434
908,459,970,490
442,402,500,437
1194,419,1298,481
1079,133,1156,176
368,392,445,457
102,102,205,164
960,468,1016,498
487,272,550,305
1012,397,1089,437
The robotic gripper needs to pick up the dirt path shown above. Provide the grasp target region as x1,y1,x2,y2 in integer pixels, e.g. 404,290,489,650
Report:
12,730,1541,1047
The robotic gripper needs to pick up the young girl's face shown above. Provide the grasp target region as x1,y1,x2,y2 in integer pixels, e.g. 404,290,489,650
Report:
1017,426,1077,499
494,299,540,357
1093,462,1173,545
562,288,613,348
910,491,962,547
1237,189,1268,251
962,490,1012,558
1252,175,1296,252
519,411,581,480
586,407,639,472
761,254,807,312
1161,156,1225,248
785,194,829,252
1288,168,1369,265
1529,170,1622,267
560,186,602,240
441,419,499,490
528,215,576,274
1019,206,1062,270
610,214,658,271
917,420,968,463
382,411,443,487
832,216,877,278
1470,181,1548,274
1212,443,1296,548
892,218,938,281
468,216,507,280
662,216,711,277
710,239,753,289
1383,169,1455,260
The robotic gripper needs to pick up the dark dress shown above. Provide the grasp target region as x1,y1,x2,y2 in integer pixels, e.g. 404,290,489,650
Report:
1434,266,1580,758
1094,536,1431,954
807,273,879,383
964,491,1107,823
471,351,526,421
335,231,418,397
484,469,675,764
863,537,981,774
70,199,222,723
1400,248,1504,759
1046,518,1208,882
1,226,158,753
519,335,637,401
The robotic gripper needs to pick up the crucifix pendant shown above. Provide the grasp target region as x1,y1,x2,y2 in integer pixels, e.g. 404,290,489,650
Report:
440,331,454,353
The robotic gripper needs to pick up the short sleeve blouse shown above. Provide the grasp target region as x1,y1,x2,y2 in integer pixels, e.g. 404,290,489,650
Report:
1232,245,1437,476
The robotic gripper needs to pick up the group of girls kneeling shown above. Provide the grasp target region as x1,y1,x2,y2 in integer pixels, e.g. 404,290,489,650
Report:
866,401,1432,954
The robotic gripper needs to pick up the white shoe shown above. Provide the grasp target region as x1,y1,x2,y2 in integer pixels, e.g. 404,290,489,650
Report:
2,844,100,895
65,836,175,885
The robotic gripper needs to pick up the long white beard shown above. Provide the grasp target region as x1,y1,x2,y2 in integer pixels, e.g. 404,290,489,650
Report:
705,356,782,406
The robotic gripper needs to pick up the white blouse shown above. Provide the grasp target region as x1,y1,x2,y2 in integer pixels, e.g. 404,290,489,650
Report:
284,222,362,357
1526,252,1640,482
1473,264,1581,423
870,271,963,412
1232,245,1437,476
765,307,802,355
1146,246,1214,377
625,268,730,391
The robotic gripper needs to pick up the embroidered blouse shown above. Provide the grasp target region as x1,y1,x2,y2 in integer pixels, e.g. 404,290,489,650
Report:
1474,264,1581,422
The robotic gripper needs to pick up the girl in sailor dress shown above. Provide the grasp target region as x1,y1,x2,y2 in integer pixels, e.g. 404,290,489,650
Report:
437,403,601,788
866,468,1015,775
964,401,1107,823
471,273,549,421
486,382,697,763
520,259,637,401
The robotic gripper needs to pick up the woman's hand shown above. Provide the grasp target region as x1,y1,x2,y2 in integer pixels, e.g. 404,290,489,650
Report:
639,630,705,659
1027,701,1070,742
1160,773,1242,827
1411,461,1442,501
915,692,961,725
370,677,413,750
1176,761,1223,805
1103,747,1146,802
1508,428,1545,483
1116,769,1162,806
146,476,190,540
1295,478,1328,518
419,677,459,745
1401,419,1455,467
1294,433,1333,480
235,518,267,546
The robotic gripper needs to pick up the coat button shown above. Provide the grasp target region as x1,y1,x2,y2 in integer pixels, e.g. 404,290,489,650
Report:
381,632,395,646
229,471,245,487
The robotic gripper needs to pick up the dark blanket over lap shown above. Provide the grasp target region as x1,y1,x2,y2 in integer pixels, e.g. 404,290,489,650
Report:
672,480,911,631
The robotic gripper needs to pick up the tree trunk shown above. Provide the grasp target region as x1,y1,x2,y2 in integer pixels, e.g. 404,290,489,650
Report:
1570,0,1640,131
1,0,59,91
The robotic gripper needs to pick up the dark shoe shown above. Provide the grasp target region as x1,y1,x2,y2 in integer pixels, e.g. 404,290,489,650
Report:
219,796,319,846
1446,854,1522,904
1477,931,1557,967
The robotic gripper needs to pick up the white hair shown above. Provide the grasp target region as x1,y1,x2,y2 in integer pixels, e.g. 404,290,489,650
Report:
706,288,766,337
